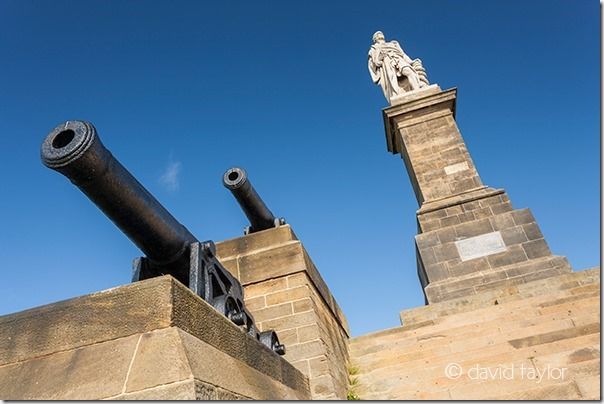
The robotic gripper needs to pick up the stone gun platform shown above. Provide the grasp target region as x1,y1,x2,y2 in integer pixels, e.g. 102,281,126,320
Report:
0,276,310,400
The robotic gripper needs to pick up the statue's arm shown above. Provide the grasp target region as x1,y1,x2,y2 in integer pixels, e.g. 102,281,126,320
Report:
368,56,380,84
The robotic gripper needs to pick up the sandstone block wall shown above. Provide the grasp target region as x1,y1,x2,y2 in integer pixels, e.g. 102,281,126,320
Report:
383,87,482,204
216,225,350,399
0,277,310,400
416,189,571,303
349,268,600,400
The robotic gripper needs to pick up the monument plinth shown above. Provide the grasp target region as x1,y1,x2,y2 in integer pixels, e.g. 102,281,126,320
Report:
381,85,571,303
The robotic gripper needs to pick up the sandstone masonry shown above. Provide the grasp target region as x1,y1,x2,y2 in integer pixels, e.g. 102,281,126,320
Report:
383,86,572,303
216,225,350,400
0,277,310,400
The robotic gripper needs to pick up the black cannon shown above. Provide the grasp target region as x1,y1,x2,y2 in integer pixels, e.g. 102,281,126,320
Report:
41,120,284,355
223,167,285,234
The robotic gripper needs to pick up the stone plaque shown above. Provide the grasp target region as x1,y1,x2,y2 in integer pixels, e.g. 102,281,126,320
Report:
455,231,507,261
444,161,469,175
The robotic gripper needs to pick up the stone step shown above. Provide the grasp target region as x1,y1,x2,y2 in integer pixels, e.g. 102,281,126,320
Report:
574,374,601,399
353,311,598,372
353,297,599,360
496,380,583,400
426,258,571,304
352,304,599,374
358,354,598,401
350,277,599,356
349,310,598,367
352,307,556,360
442,355,599,400
350,270,600,400
400,267,599,327
354,331,600,392
355,333,600,400
350,270,599,400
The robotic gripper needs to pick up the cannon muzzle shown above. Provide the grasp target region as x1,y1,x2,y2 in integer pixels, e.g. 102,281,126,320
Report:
223,167,284,234
41,120,196,283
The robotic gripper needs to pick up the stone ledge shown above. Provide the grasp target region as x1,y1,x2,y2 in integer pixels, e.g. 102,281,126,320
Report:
215,225,297,259
0,276,308,395
417,187,505,215
389,84,441,106
423,255,572,303
400,267,600,327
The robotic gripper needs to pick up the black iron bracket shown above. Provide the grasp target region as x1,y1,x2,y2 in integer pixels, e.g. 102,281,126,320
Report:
133,241,285,355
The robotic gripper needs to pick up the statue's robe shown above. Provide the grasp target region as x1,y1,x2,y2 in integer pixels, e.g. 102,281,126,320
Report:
368,41,419,102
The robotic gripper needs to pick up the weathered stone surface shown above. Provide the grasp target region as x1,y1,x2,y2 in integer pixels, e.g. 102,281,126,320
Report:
387,87,574,304
215,225,297,260
454,218,494,238
176,328,308,400
169,278,308,393
111,380,198,400
508,323,599,349
486,244,528,268
499,381,583,400
416,199,573,303
522,238,551,259
0,277,310,400
124,328,192,393
194,380,250,400
350,269,600,400
383,88,484,205
238,241,307,284
216,225,349,337
216,225,350,399
0,333,139,400
401,268,600,327
0,277,172,366
78,327,307,400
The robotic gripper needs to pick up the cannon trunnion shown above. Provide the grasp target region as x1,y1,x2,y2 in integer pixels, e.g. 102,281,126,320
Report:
41,120,284,355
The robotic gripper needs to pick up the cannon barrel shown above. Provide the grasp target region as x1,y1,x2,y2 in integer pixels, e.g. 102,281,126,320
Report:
223,167,281,233
41,120,196,283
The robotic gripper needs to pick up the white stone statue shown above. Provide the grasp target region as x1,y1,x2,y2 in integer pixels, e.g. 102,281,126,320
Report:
368,31,429,104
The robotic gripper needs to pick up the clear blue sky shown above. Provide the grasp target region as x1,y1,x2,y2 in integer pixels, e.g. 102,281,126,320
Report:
0,0,599,337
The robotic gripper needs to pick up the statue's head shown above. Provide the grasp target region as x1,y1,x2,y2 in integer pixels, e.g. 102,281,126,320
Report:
372,31,385,44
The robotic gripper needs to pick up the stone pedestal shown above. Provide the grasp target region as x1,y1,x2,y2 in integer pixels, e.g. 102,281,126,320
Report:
0,276,309,400
216,225,350,399
382,87,571,304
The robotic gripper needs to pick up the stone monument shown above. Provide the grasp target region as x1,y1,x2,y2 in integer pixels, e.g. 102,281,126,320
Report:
368,31,572,304
0,29,598,402
344,31,600,400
